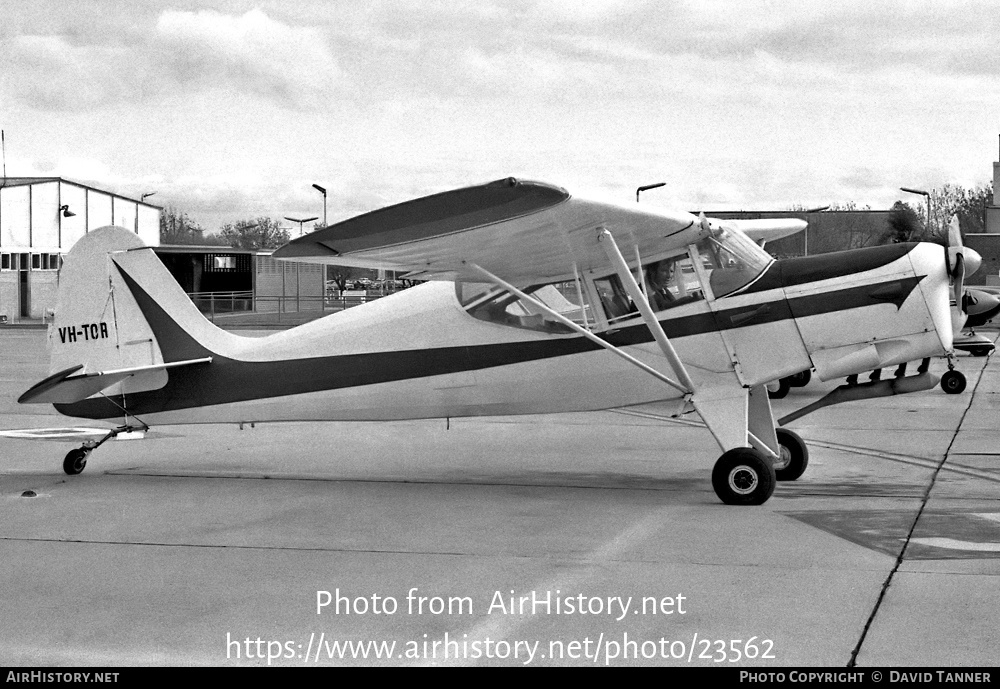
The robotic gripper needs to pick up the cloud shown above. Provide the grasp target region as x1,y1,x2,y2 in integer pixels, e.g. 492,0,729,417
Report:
2,8,341,111
4,35,137,110
154,8,341,105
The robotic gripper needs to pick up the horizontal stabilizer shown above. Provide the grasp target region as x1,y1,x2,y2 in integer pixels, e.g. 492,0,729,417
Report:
19,358,212,405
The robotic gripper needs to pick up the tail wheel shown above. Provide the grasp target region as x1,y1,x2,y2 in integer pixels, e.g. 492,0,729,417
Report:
773,428,809,481
63,448,89,475
712,448,776,505
941,370,967,395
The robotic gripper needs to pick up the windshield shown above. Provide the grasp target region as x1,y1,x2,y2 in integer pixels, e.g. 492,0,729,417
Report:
696,225,773,297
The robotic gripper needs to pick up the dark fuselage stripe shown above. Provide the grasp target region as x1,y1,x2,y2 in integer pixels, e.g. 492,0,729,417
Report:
55,265,923,419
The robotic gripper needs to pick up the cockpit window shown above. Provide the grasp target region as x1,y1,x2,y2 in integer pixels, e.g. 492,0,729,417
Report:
457,281,591,333
594,251,706,323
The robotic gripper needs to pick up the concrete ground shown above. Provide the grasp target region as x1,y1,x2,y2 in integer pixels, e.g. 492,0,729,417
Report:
0,328,998,667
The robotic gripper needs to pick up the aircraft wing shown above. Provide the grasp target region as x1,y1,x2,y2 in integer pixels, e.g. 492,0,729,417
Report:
271,178,708,283
723,218,807,244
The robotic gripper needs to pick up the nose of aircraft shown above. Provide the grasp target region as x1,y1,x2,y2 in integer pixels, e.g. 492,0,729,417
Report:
963,288,1000,329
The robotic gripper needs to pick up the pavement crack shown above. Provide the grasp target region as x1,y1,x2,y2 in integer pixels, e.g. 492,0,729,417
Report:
847,357,986,666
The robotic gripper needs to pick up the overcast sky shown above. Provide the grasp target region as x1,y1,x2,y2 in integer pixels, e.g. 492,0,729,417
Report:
2,0,998,234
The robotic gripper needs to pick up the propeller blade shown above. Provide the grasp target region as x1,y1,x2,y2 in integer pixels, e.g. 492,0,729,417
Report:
952,251,966,307
948,215,962,249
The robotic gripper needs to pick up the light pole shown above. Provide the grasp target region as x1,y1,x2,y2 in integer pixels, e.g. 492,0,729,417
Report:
900,187,932,236
636,182,666,203
284,216,319,238
312,184,327,226
803,206,830,256
138,192,156,233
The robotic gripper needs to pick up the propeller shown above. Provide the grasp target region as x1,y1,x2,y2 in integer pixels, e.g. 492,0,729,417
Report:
944,215,983,333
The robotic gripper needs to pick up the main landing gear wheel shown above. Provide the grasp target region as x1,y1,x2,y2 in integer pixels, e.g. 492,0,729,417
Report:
766,378,790,399
63,448,90,475
941,370,967,395
772,428,809,481
712,448,776,505
788,370,812,387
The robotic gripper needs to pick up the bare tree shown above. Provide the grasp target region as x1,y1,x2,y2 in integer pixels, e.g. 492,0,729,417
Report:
929,183,993,237
159,206,224,245
218,217,291,251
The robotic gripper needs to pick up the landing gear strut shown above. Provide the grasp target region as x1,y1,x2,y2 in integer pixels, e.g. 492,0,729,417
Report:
712,448,776,505
61,424,147,476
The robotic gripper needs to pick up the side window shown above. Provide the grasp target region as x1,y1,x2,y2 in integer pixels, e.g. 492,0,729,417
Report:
592,253,708,325
643,256,705,311
593,275,638,324
458,280,590,333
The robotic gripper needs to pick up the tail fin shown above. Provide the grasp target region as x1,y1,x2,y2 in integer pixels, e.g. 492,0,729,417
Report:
34,225,236,401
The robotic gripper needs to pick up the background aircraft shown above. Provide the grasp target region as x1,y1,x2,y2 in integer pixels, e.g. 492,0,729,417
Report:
18,178,970,505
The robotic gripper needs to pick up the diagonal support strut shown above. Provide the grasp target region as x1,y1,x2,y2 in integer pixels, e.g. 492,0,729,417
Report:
468,263,690,395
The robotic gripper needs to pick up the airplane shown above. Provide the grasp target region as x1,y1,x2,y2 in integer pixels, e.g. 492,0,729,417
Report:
953,287,1000,358
741,215,991,397
16,177,976,506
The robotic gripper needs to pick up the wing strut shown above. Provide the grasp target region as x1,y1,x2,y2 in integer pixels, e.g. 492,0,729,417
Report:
597,228,697,393
468,263,690,395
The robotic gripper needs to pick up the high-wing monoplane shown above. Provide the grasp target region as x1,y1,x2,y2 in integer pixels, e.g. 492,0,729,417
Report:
18,178,974,505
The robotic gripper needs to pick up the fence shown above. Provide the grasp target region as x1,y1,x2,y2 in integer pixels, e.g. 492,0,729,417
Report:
186,289,398,327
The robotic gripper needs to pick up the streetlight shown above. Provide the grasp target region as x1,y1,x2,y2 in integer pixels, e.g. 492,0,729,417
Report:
802,206,829,256
900,187,932,234
284,216,319,237
636,182,666,203
312,184,327,226
137,192,156,233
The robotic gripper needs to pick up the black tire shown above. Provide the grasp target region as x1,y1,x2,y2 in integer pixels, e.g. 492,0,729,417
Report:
711,448,776,505
63,448,88,475
773,428,809,481
788,370,812,387
767,378,790,399
972,346,994,358
941,370,967,395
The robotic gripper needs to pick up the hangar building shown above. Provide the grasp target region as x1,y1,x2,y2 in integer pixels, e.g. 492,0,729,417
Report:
0,177,160,322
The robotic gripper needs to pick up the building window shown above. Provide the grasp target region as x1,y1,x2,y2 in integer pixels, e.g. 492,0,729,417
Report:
206,254,249,272
1,254,9,271
31,254,41,270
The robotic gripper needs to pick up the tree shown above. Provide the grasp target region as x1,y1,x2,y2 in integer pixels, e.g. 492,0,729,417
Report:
218,217,291,251
160,206,221,245
929,183,993,237
881,201,924,244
